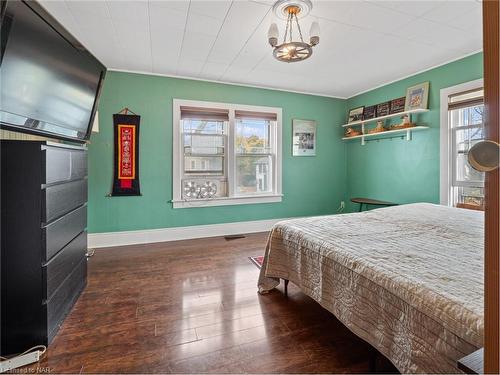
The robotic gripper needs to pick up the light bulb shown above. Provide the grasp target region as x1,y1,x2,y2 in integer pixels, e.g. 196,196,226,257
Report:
309,21,320,46
268,23,279,47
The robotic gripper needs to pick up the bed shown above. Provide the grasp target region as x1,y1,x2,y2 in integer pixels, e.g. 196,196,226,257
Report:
258,203,483,373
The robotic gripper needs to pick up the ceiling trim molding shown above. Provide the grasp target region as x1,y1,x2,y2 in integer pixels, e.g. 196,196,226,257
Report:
106,68,348,100
108,49,483,100
347,49,484,99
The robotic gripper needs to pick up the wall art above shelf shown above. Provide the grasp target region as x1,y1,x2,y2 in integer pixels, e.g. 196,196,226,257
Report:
341,108,429,128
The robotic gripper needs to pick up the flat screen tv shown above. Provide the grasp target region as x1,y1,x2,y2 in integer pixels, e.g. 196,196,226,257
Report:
0,0,106,143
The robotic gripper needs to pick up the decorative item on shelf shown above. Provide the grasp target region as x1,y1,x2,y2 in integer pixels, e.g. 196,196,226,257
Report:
368,120,387,134
111,107,141,196
344,127,362,137
390,97,406,114
390,114,416,130
405,82,430,110
376,101,391,117
292,119,316,156
363,105,377,120
347,106,364,123
267,0,320,63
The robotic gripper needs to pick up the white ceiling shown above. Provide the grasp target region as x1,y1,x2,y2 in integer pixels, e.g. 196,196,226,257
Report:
39,0,483,98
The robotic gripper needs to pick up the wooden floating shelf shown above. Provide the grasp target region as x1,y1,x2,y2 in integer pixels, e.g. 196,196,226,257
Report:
342,126,429,143
341,108,429,128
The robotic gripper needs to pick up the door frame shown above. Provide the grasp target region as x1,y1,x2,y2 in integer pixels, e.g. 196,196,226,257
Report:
483,0,499,373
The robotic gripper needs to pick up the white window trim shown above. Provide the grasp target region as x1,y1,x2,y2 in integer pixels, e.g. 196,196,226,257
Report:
172,99,282,209
439,78,483,206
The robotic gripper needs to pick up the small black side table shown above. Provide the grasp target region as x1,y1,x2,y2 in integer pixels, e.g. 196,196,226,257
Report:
351,197,398,212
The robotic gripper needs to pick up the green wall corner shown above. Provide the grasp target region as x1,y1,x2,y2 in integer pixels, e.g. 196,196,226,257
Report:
88,52,483,233
345,52,483,212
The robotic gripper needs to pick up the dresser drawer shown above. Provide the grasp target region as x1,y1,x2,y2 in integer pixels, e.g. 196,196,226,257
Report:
44,257,87,343
42,205,87,262
43,231,87,300
44,146,87,185
42,179,87,223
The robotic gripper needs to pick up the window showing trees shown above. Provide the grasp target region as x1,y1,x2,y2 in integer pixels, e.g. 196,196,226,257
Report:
173,100,282,208
235,116,273,195
448,88,485,208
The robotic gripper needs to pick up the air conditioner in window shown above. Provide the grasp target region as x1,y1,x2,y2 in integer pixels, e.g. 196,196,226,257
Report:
182,179,227,200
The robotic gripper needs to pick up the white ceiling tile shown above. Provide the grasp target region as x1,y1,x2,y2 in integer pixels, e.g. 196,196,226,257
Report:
186,13,224,36
179,32,217,62
36,0,483,97
65,1,110,19
151,27,184,72
310,1,356,23
106,0,148,23
367,0,445,17
149,0,189,13
223,65,253,81
201,61,229,79
207,46,242,64
177,58,206,76
404,18,481,53
149,1,188,31
421,0,479,23
210,1,271,49
313,1,414,34
445,4,483,32
189,1,232,19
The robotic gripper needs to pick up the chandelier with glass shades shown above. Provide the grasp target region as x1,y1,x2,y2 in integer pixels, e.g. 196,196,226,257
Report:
267,0,320,63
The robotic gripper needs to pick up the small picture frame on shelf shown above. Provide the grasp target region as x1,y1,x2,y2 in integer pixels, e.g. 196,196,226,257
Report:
376,101,391,117
347,106,364,123
390,97,406,114
405,82,429,110
363,105,377,120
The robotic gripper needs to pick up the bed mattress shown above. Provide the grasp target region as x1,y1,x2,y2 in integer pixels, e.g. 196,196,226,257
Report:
258,203,483,373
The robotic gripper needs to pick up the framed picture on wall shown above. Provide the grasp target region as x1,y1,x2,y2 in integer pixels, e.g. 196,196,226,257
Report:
292,119,316,156
363,105,377,120
390,97,406,114
405,82,430,110
347,106,364,123
376,101,391,117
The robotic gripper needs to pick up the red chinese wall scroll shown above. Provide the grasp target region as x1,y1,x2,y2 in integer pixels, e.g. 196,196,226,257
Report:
112,113,141,196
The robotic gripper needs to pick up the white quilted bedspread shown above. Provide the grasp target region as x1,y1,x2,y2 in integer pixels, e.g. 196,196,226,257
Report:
258,203,483,373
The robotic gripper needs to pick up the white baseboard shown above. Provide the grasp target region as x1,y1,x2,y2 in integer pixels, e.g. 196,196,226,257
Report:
88,218,286,248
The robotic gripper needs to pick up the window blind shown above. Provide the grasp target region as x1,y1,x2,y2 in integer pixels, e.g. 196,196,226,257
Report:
180,106,229,121
448,89,484,111
235,110,277,121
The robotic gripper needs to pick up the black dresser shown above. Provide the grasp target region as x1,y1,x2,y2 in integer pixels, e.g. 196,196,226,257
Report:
1,141,88,355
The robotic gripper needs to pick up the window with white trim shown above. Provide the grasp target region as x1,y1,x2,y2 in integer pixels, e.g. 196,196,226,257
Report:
441,82,485,209
172,100,282,208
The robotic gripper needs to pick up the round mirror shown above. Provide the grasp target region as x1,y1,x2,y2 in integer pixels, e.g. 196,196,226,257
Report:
468,140,500,172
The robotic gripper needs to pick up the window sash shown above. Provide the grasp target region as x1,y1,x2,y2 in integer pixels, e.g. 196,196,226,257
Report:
233,119,277,196
451,124,485,187
234,154,275,196
181,119,228,194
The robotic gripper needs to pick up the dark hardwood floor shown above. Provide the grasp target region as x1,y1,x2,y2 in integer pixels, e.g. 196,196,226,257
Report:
28,232,398,374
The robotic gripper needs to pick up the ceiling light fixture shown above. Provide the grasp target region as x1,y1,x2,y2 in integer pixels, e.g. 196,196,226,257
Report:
268,0,320,63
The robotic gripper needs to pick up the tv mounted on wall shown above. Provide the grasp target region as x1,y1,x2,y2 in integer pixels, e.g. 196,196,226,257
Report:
0,0,106,143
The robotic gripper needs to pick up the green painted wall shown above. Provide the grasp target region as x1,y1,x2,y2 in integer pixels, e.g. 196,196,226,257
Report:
88,53,483,232
88,72,347,233
345,53,483,212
